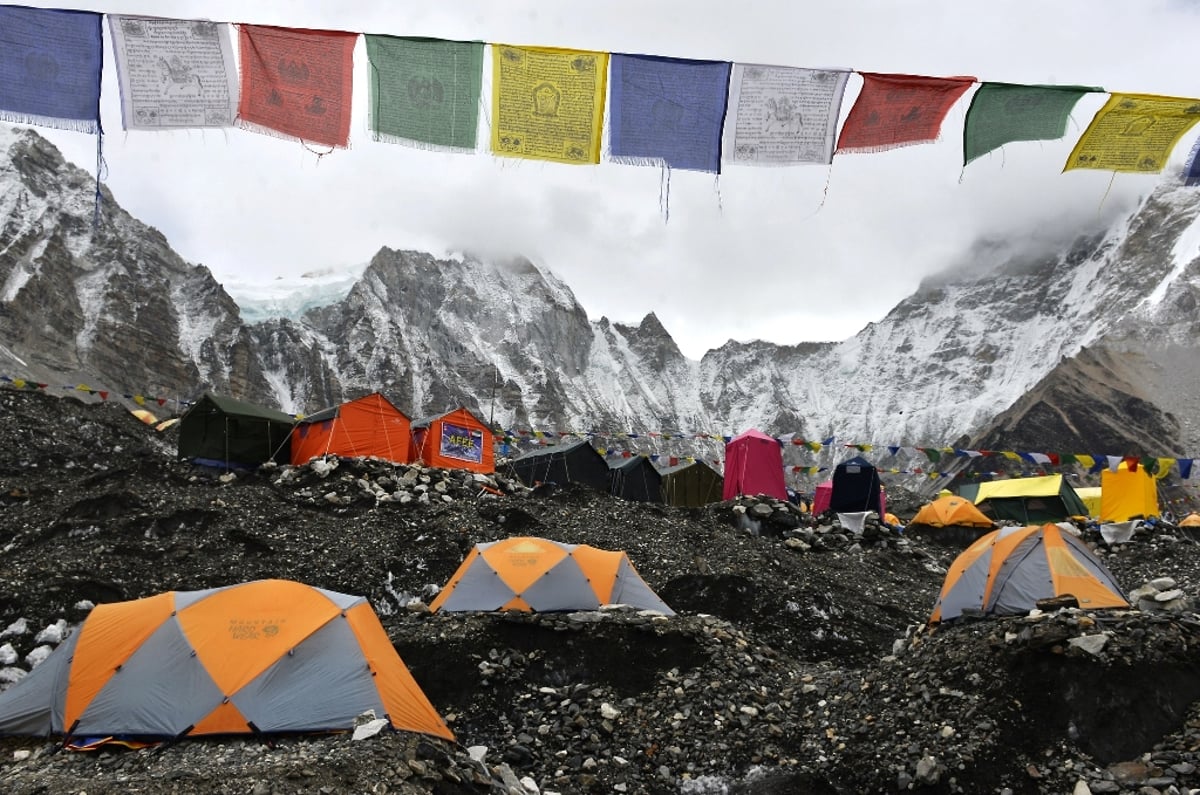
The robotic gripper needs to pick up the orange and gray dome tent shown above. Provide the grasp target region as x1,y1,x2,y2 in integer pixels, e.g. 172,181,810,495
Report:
930,524,1129,623
910,495,994,529
0,580,453,743
430,536,674,615
1181,513,1200,528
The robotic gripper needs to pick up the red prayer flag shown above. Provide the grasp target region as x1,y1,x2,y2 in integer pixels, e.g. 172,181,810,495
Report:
836,73,975,153
237,25,356,148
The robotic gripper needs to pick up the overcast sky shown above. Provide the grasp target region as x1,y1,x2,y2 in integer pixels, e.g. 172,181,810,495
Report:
24,0,1200,358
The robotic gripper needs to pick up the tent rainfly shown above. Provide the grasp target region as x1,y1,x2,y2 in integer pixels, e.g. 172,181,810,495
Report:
658,460,723,508
811,481,833,516
722,429,787,501
0,579,453,742
177,393,295,468
430,537,674,614
290,392,411,465
907,495,995,545
830,456,884,517
969,475,1089,524
506,439,610,492
411,407,495,474
1100,462,1160,522
608,456,663,503
1180,513,1200,528
930,524,1129,623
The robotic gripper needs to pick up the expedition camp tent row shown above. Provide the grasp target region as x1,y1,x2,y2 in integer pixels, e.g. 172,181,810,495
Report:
0,580,453,742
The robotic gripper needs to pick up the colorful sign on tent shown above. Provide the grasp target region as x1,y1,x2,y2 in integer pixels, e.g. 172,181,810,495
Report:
963,83,1100,165
364,36,484,151
236,25,356,148
490,45,608,165
439,421,483,464
0,6,103,133
609,54,732,173
108,16,238,130
1065,93,1200,173
723,65,850,166
836,73,976,154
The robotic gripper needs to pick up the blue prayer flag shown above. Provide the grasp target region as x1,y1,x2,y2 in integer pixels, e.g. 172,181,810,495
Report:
0,6,103,133
609,54,731,173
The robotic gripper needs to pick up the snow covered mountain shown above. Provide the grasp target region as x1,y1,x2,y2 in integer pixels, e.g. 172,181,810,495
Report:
2,124,1198,461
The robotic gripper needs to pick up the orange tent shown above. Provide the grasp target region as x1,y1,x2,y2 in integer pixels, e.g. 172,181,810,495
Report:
910,496,994,529
930,524,1128,623
1180,513,1200,528
290,392,411,465
411,407,494,474
0,580,452,742
430,536,673,614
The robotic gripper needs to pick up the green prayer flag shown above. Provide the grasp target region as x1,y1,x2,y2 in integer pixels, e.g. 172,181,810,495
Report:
366,35,484,151
963,82,1101,165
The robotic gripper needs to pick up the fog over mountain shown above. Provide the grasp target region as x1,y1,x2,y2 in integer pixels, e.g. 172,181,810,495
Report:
2,125,1199,475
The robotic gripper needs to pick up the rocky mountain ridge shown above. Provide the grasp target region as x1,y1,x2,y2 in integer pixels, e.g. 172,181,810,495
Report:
2,123,1199,463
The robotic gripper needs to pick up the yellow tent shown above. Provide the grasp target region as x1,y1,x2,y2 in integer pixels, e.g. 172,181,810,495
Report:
1075,487,1102,518
1179,513,1200,528
1100,462,1159,522
910,495,994,529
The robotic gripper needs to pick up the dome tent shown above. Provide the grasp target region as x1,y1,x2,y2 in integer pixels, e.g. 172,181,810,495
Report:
907,495,995,545
0,580,453,743
430,536,673,615
930,524,1129,623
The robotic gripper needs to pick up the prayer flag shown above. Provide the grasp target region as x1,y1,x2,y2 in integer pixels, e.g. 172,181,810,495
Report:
963,82,1100,165
0,6,102,133
1182,134,1200,186
609,54,731,173
491,45,607,165
237,25,356,148
1065,93,1200,173
365,36,483,152
108,16,238,130
836,73,975,154
724,65,850,166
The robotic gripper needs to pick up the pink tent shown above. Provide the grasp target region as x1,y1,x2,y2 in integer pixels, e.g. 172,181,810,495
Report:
812,480,833,515
722,429,788,501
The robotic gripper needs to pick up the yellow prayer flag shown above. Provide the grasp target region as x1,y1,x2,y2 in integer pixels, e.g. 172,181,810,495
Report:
1075,454,1096,469
1156,458,1176,480
134,394,146,405
1065,93,1200,173
491,45,607,165
12,379,25,388
1001,451,1021,461
76,383,91,392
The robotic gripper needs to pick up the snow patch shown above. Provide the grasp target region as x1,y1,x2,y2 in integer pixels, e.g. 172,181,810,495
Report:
1144,211,1200,309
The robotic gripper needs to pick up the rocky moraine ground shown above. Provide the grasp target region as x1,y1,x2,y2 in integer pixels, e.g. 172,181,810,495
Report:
2,387,1200,794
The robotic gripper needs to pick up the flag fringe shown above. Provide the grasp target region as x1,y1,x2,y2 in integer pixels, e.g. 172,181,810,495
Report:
0,111,98,135
370,131,477,155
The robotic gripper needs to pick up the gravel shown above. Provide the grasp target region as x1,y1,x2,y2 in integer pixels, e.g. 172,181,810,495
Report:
2,386,1200,794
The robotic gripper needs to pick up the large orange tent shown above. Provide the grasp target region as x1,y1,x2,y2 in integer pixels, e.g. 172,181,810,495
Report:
930,524,1128,623
430,536,673,614
411,407,494,474
290,392,411,465
0,580,452,742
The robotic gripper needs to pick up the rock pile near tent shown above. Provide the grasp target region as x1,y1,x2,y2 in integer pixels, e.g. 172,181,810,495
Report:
5,386,1200,794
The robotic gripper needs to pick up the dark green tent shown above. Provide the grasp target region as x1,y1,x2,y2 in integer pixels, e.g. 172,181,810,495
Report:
506,439,609,492
658,460,723,508
607,456,663,503
177,393,295,468
969,475,1089,524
